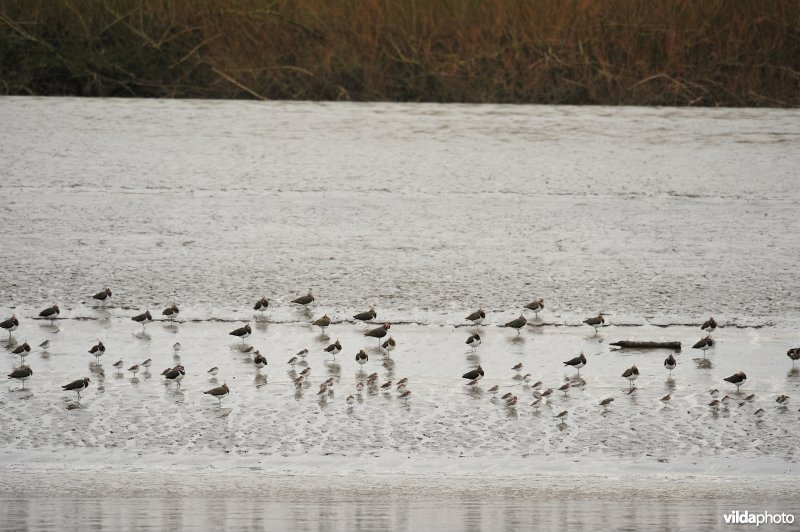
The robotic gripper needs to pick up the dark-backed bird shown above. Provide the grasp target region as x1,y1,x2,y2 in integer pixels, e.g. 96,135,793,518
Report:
622,364,639,390
292,290,314,306
487,385,499,396
462,365,484,381
353,307,377,322
164,365,186,389
204,383,230,404
132,310,153,330
776,395,789,405
365,324,391,345
754,408,765,418
253,351,268,369
787,347,800,367
162,303,179,320
39,304,60,325
113,360,124,372
512,362,523,374
583,313,604,334
701,316,717,334
142,358,152,370
466,333,481,352
692,336,714,356
254,297,269,313
558,382,571,395
62,377,90,399
12,341,31,359
660,394,672,406
8,365,33,389
229,323,251,343
599,397,614,408
555,410,568,420
399,390,411,401
465,309,485,326
664,354,677,377
355,349,368,365
723,371,747,392
525,298,544,316
92,287,112,302
208,366,219,376
563,353,587,376
503,314,527,335
381,336,396,353
324,339,342,358
88,340,105,361
312,314,331,332
39,340,49,350
128,364,139,377
1,315,19,337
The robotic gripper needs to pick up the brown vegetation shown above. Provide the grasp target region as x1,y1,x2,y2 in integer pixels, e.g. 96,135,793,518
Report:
1,0,798,106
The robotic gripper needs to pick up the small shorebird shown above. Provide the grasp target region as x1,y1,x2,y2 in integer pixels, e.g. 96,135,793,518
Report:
253,297,269,314
583,313,604,335
399,390,411,401
62,377,90,399
12,341,31,359
356,381,365,394
88,340,105,361
253,351,268,369
723,371,747,392
540,388,554,399
92,287,112,303
487,385,500,396
531,381,543,390
8,366,33,389
709,388,719,397
522,373,532,384
660,394,672,406
621,364,639,390
524,298,544,316
300,367,311,377
365,324,391,345
287,356,299,367
292,290,315,306
512,362,523,375
229,323,251,343
701,316,717,334
162,303,179,320
466,333,481,352
204,383,229,404
39,339,49,350
709,399,721,410
353,307,377,322
555,410,568,420
599,397,614,408
39,304,60,325
296,348,309,359
382,336,396,353
776,394,789,405
112,360,124,372
208,366,219,377
380,380,393,391
503,315,527,335
563,353,587,376
744,393,756,403
664,354,677,377
754,408,765,418
692,336,714,356
132,310,153,330
462,365,484,382
558,382,571,395
346,394,355,405
142,358,152,371
1,315,19,337
173,342,181,354
355,349,368,365
324,339,342,359
163,365,186,389
465,309,485,326
312,314,331,332
787,348,800,367
128,364,140,377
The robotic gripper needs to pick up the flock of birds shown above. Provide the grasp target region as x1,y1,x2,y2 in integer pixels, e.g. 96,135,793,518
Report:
4,288,800,422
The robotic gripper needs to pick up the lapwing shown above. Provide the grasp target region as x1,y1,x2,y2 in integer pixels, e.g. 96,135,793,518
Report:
502,314,527,335
162,303,179,320
229,323,251,343
622,364,639,390
787,347,800,367
204,383,230,405
353,307,377,322
39,304,60,325
8,365,33,389
525,298,544,316
62,377,90,399
664,354,677,377
312,314,331,332
355,349,368,365
692,336,714,357
381,336,396,353
92,287,112,303
1,315,19,338
701,316,717,334
365,324,390,345
292,290,314,306
132,310,153,331
88,340,105,362
465,309,485,326
583,313,604,334
324,339,342,359
723,371,747,392
563,353,587,376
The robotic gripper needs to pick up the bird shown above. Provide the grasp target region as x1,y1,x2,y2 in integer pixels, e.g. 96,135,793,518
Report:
88,340,105,361
353,307,377,322
346,394,355,405
128,364,140,377
555,410,568,420
506,395,518,407
312,314,331,332
287,356,299,367
163,365,186,389
701,316,717,334
142,358,152,370
365,324,391,345
355,381,365,394
776,395,789,405
462,365,484,382
253,351,268,369
112,360,124,372
162,303,179,320
709,399,721,410
487,385,499,397
512,362,523,374
787,348,800,367
692,336,714,356
292,290,314,306
324,340,342,358
131,310,153,330
621,364,639,390
173,342,181,354
502,314,527,335
62,377,90,399
465,308,485,326
583,313,604,334
599,397,614,408
296,348,309,359
381,336,396,353
664,354,677,377
207,366,219,377
39,304,60,325
525,298,544,316
12,341,31,359
355,350,368,365
563,353,587,376
754,408,765,418
558,382,571,395
723,371,747,392
465,333,481,352
399,390,411,401
380,380,393,391
660,394,672,406
204,383,230,404
540,389,554,399
1,315,19,337
300,367,311,377
92,287,112,303
229,323,252,343
39,339,49,350
253,297,269,313
522,373,532,384
709,388,719,397
8,366,33,389
744,393,756,403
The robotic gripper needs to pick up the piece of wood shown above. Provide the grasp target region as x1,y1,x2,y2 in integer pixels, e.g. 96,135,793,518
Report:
609,340,681,351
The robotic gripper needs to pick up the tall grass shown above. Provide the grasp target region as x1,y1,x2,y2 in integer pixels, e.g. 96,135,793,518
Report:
1,0,798,106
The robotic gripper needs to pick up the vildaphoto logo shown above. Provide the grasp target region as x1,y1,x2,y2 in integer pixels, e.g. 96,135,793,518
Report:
723,510,795,526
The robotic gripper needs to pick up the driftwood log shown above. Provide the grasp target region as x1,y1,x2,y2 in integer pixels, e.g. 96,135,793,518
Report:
609,340,681,351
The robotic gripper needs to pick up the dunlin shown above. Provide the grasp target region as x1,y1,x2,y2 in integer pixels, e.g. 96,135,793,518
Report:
128,364,139,376
208,366,219,376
